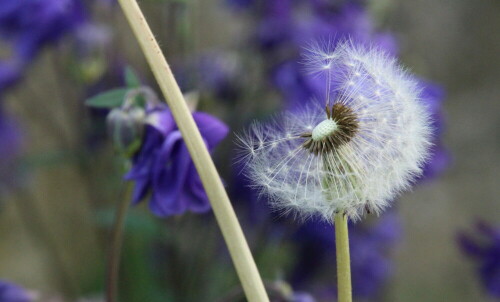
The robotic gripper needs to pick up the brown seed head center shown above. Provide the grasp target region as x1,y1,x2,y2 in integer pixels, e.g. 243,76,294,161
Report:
301,103,359,155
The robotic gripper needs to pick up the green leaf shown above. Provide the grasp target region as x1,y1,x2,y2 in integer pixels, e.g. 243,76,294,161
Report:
125,66,141,88
84,88,129,108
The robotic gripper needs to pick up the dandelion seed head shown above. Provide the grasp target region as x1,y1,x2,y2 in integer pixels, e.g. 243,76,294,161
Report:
311,119,338,141
237,41,432,223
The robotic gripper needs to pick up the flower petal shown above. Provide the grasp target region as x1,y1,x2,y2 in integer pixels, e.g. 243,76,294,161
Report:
145,109,176,137
193,112,229,148
149,131,191,216
182,165,211,213
129,177,150,205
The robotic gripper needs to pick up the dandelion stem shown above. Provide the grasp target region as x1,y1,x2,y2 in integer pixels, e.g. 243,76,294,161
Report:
335,212,352,302
106,183,132,302
116,1,269,301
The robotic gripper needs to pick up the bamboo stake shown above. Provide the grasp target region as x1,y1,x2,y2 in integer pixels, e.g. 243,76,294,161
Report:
116,1,269,301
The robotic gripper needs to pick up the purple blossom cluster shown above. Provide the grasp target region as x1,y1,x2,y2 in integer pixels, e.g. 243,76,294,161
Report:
0,0,85,59
0,0,86,91
459,222,500,298
0,280,32,302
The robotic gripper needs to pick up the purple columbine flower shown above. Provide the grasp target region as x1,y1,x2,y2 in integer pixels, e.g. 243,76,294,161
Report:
0,280,33,302
0,0,86,60
458,221,500,298
125,105,229,217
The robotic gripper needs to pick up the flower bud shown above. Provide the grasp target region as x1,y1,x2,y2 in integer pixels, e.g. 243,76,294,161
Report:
106,106,145,156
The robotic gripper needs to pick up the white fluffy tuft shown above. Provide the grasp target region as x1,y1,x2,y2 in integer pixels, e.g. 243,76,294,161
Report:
237,41,433,223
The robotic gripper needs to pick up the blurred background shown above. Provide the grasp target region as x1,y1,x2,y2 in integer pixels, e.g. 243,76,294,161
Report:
0,0,499,301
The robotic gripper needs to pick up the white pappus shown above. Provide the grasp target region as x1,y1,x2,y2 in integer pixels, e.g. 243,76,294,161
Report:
237,41,432,222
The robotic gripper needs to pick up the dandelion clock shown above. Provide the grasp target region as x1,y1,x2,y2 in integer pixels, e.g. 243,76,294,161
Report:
238,41,433,301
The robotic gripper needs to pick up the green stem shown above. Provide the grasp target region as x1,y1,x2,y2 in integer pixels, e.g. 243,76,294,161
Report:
334,213,352,302
216,281,293,302
106,183,132,302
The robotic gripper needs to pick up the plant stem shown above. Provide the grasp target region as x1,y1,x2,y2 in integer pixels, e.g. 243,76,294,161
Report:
334,213,352,302
116,1,269,301
106,183,132,302
217,281,292,302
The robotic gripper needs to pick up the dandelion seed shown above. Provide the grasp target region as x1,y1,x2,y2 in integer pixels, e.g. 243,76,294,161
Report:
237,41,432,222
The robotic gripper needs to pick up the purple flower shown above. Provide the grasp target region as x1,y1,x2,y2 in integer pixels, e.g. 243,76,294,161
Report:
0,0,87,100
0,280,32,302
350,213,401,297
249,2,397,56
0,0,86,60
292,4,398,55
271,60,323,108
0,61,23,92
126,105,229,217
417,79,450,180
458,222,500,298
292,291,316,302
255,1,293,51
260,3,397,110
